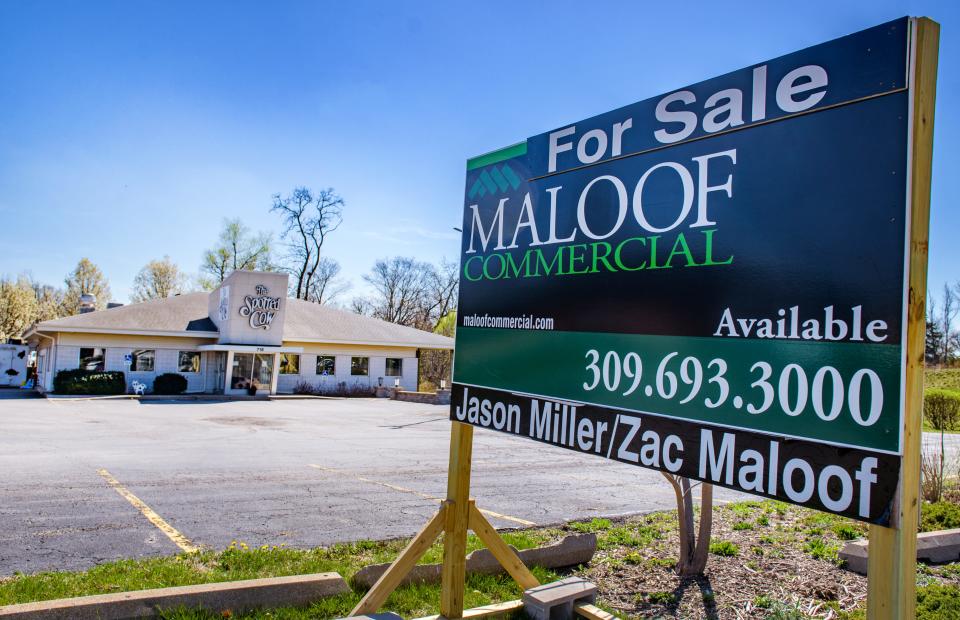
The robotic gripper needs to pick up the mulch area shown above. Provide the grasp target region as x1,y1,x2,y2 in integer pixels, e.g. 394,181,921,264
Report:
558,499,960,619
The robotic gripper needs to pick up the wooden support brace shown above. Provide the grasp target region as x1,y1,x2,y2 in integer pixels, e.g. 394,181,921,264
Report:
468,501,540,591
573,602,617,620
351,504,447,616
413,599,526,620
441,422,475,619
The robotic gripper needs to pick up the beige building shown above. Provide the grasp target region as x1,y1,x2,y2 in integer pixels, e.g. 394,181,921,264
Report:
23,270,454,395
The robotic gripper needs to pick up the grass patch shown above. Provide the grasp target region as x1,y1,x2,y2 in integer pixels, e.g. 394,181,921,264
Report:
641,591,677,605
916,583,960,619
832,523,863,541
0,533,562,612
803,537,841,564
926,368,960,392
727,500,763,519
732,520,754,531
708,540,739,557
568,518,611,533
920,501,960,532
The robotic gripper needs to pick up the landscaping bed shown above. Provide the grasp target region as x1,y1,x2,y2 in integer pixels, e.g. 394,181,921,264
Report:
2,499,959,619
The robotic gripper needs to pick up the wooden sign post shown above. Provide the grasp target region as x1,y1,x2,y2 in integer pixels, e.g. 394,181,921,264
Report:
866,16,939,620
350,422,540,619
350,17,940,620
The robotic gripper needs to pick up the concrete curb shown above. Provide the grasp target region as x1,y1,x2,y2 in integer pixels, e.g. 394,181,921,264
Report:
839,527,960,574
351,533,596,589
0,572,350,619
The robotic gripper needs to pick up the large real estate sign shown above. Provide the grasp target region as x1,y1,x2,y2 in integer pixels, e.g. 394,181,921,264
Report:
451,18,915,525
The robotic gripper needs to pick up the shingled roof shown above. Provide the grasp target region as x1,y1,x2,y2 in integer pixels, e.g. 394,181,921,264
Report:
32,292,454,349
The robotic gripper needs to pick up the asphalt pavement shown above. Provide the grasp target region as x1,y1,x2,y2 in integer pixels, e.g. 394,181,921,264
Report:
0,394,956,576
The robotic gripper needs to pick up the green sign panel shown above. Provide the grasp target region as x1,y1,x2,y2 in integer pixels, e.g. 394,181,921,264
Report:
451,18,914,524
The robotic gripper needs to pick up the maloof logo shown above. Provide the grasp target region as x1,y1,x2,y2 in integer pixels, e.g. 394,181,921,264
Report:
463,149,737,282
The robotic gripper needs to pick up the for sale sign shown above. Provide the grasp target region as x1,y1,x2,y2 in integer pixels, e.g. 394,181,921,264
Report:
451,18,915,525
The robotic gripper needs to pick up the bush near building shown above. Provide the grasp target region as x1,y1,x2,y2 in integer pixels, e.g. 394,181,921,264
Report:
153,373,188,395
924,389,960,431
53,369,126,395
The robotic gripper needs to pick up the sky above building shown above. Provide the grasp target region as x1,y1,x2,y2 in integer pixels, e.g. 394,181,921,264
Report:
0,1,957,305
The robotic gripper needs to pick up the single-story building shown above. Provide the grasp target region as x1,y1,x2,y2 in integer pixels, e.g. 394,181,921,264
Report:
22,270,454,395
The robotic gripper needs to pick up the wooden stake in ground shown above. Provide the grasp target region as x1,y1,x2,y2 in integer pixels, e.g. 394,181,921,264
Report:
866,16,939,620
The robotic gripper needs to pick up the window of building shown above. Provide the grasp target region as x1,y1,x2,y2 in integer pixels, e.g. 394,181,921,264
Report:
79,347,105,372
386,358,403,377
316,356,336,376
178,351,201,373
130,349,155,372
279,353,300,375
351,356,369,376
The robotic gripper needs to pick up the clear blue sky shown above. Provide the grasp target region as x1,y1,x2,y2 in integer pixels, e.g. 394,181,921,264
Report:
0,1,956,304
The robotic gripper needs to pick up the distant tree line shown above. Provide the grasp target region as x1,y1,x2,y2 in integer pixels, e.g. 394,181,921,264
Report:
928,282,960,367
0,183,457,386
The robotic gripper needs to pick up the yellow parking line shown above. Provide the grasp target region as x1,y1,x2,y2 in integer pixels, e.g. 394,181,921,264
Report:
308,464,536,526
97,469,198,553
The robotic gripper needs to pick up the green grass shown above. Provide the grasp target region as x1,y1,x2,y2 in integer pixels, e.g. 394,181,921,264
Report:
0,532,562,616
926,368,960,392
568,518,611,533
920,501,960,532
803,537,842,564
708,540,739,557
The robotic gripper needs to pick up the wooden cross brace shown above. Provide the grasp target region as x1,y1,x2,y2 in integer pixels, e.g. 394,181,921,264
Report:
351,423,539,618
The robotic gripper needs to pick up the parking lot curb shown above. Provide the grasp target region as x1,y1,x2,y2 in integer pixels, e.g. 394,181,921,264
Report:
0,572,350,619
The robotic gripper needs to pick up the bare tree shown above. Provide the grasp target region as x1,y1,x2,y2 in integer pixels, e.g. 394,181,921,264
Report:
200,219,273,289
131,256,187,303
63,258,112,313
661,474,713,576
271,187,343,300
306,257,350,305
361,257,435,328
419,310,456,390
426,259,459,326
939,284,958,364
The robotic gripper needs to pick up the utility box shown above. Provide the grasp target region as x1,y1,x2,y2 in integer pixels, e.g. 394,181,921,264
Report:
0,344,29,387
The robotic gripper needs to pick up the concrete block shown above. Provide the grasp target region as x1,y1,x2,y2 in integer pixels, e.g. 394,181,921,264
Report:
351,533,597,589
838,540,868,574
522,578,597,620
839,527,960,575
0,572,349,619
917,527,960,563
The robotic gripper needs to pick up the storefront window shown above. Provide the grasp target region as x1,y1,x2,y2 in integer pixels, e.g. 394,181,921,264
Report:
386,358,403,377
254,354,273,386
232,353,275,389
279,354,300,374
316,356,336,376
79,348,105,372
351,356,369,376
178,351,200,373
130,349,155,372
231,353,253,389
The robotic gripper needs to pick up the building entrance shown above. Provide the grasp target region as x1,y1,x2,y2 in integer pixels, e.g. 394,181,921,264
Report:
230,353,274,392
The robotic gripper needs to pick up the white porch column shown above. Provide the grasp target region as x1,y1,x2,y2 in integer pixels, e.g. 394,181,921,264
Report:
270,352,280,395
224,350,235,394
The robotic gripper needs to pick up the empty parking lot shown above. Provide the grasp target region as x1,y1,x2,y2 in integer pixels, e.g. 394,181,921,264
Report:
2,395,954,576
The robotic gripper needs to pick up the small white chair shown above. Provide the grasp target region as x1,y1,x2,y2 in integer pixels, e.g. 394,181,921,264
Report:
131,380,147,396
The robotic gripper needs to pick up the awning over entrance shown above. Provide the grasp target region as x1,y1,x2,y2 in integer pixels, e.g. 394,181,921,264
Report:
197,344,304,353
198,344,304,396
